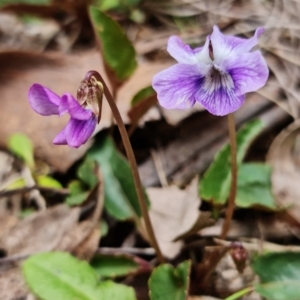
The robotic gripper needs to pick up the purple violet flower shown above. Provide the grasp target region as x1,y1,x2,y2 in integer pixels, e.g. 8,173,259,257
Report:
152,26,269,116
28,82,100,148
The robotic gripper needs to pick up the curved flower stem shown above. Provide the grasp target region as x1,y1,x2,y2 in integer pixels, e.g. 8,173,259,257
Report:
86,71,165,264
220,113,237,239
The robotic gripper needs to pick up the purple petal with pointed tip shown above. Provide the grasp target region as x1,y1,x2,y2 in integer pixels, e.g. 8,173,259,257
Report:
211,26,265,64
194,36,212,64
62,93,92,120
65,116,97,148
53,127,67,145
167,36,197,64
153,63,210,109
28,84,60,116
58,95,69,116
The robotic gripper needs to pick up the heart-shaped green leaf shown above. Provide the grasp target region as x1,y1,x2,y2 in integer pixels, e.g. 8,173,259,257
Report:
88,135,149,220
37,175,62,189
253,252,300,300
66,180,89,206
22,252,137,300
77,158,98,189
149,260,191,300
200,119,264,205
236,163,276,209
91,254,141,278
8,133,35,169
90,7,137,82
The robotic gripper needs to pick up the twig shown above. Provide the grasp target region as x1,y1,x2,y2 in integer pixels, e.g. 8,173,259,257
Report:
97,247,156,256
0,186,69,197
151,149,168,187
22,166,46,210
0,247,156,267
0,252,31,265
220,113,237,239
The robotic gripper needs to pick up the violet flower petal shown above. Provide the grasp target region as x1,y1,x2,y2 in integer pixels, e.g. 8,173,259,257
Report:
53,127,67,145
167,36,198,64
58,94,69,116
196,85,245,116
194,36,211,64
65,115,97,148
153,63,210,109
210,26,265,64
28,84,60,116
224,50,269,95
62,93,92,120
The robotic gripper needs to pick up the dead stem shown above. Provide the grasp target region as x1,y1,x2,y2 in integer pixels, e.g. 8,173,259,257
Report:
220,113,237,239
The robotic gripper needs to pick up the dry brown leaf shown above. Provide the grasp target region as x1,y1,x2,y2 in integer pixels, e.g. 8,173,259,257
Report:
267,119,300,226
0,267,28,300
73,226,101,261
0,204,80,256
0,214,18,240
0,12,60,52
215,238,300,253
57,172,104,260
215,252,260,300
148,177,208,258
56,220,94,253
127,94,158,126
200,216,296,240
192,245,229,294
148,178,200,241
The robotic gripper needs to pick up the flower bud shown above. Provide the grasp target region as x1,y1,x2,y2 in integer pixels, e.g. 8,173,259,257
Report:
230,241,248,273
77,76,104,123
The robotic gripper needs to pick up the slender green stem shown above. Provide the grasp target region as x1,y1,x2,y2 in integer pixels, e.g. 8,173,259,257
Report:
224,286,254,300
220,113,237,239
87,71,165,264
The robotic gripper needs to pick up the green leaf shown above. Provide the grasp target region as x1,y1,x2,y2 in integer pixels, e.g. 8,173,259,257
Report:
200,119,264,205
90,7,137,81
100,220,109,237
97,0,120,11
88,135,149,220
236,163,276,209
131,86,155,106
96,0,141,11
149,260,191,300
94,281,137,300
77,158,98,189
37,175,62,189
22,252,137,300
91,254,139,278
66,180,89,206
0,0,50,6
6,178,26,190
8,133,35,169
66,192,89,206
253,252,300,300
224,287,254,300
20,208,35,218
